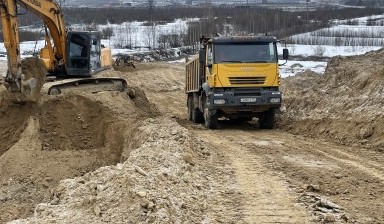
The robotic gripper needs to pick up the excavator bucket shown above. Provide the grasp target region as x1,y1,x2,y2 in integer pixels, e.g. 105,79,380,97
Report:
3,57,46,103
20,57,47,101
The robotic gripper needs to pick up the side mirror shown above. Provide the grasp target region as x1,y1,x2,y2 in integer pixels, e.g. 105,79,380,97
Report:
283,49,289,60
199,49,205,64
207,64,212,68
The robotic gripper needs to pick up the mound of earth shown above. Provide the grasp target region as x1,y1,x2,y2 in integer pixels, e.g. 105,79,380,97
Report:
280,49,384,151
113,60,137,73
100,62,186,118
9,118,223,223
0,86,158,223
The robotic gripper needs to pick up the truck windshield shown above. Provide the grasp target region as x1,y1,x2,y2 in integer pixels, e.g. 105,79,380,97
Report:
214,42,277,63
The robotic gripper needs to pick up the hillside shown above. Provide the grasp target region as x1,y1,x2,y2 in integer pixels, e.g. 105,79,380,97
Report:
280,49,384,151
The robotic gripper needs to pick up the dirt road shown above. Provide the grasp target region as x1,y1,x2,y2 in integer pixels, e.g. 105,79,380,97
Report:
1,61,383,223
187,124,383,223
192,127,312,223
127,62,384,223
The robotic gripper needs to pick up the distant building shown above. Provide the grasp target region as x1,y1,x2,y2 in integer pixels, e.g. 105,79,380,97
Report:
121,1,133,7
104,2,121,7
185,0,193,5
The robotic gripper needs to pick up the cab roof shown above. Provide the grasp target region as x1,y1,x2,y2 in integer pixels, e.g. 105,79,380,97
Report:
211,36,277,44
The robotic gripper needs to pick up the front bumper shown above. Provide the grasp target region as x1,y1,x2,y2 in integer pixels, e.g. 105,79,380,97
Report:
208,88,282,111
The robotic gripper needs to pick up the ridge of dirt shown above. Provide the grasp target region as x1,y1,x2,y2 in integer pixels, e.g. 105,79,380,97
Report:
280,49,384,151
0,87,158,223
0,100,34,157
9,117,242,223
100,62,186,118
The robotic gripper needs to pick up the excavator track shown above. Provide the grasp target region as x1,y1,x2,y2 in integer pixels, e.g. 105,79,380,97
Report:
43,77,128,95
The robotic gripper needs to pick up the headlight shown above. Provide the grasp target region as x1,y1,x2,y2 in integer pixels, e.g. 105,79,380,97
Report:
214,99,226,105
269,98,281,103
271,91,281,95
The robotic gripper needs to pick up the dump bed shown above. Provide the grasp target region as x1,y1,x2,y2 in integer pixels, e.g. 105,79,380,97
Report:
185,55,201,93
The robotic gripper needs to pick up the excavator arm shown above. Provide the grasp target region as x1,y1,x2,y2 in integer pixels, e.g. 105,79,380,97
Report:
0,0,66,99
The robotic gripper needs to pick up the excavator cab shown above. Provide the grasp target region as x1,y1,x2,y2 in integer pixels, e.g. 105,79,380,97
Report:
66,31,102,76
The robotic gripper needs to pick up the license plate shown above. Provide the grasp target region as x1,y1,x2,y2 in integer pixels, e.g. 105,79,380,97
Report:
240,98,257,103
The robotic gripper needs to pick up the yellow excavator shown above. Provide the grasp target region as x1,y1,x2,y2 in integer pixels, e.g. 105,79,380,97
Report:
0,0,127,101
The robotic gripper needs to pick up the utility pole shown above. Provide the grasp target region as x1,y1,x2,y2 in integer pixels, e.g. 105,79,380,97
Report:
205,0,212,21
205,0,213,35
59,0,66,7
306,0,310,21
148,0,156,49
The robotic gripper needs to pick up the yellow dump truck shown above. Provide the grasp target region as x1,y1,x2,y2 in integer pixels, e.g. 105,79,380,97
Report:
185,35,288,129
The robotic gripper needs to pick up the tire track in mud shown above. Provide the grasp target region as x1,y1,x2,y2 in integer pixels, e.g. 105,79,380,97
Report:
299,144,384,182
194,130,312,224
317,146,384,171
235,130,384,183
279,136,384,183
228,129,384,222
188,125,384,223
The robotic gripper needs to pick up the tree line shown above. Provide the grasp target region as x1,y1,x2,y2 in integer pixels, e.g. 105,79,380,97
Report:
0,6,382,46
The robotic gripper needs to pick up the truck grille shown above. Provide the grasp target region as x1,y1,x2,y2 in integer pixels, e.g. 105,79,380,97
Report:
229,76,266,85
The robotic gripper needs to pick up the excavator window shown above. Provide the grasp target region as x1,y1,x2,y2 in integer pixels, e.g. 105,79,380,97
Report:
68,33,90,70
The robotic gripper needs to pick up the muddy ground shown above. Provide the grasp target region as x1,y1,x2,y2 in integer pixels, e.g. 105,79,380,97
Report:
0,50,383,224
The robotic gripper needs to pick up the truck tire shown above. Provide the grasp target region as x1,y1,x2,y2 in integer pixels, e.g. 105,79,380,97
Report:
192,97,204,124
204,109,218,129
203,99,218,129
187,95,193,121
193,107,204,123
259,109,275,129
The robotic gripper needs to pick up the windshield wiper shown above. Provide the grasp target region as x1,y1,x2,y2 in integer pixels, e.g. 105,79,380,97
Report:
244,60,270,63
217,60,243,63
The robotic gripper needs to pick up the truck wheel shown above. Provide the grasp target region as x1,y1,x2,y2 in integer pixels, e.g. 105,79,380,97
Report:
193,108,204,123
48,87,61,95
204,109,218,129
192,98,204,124
203,100,218,129
187,95,193,121
259,109,275,129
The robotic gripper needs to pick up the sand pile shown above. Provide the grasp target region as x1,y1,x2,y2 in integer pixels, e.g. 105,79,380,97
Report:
10,118,216,223
0,87,156,223
280,49,384,150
